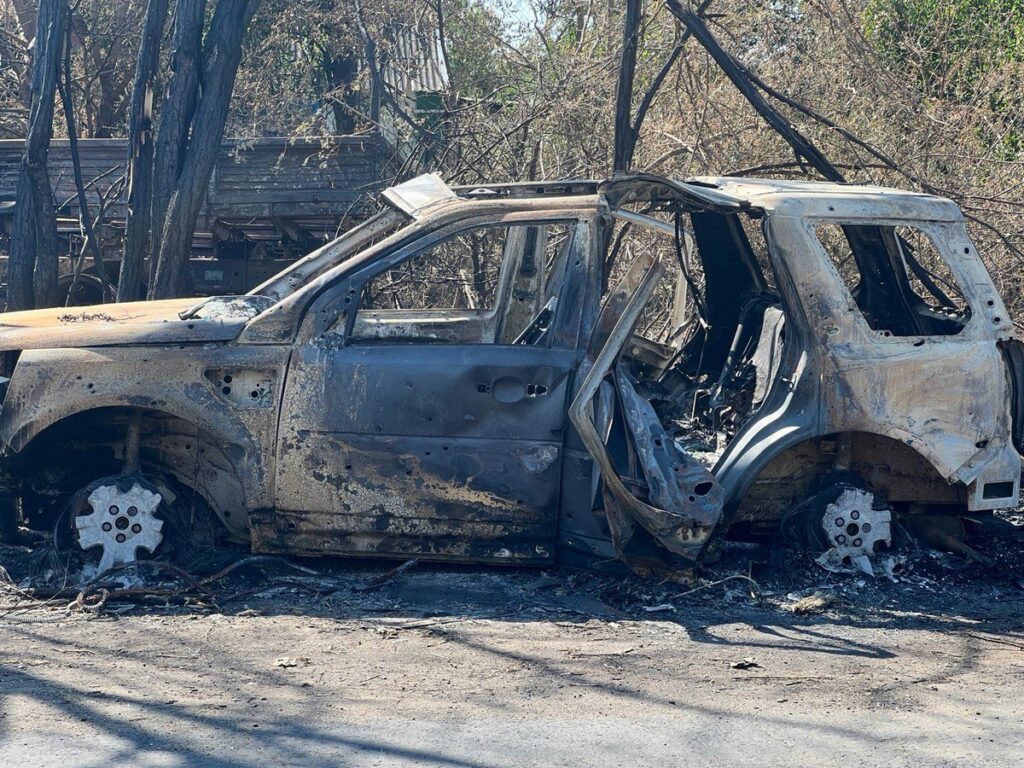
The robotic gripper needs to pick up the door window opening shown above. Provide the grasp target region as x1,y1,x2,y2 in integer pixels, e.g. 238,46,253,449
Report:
348,221,576,345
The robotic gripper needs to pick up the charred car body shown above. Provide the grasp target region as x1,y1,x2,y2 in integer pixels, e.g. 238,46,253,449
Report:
0,173,1020,576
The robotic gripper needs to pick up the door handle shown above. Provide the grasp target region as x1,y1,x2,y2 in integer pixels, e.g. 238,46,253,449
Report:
478,377,549,403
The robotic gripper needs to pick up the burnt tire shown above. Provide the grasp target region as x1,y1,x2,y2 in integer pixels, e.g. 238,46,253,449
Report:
58,273,109,306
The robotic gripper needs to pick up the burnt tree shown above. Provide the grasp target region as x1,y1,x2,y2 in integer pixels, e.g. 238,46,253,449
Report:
148,0,204,294
8,0,67,311
147,0,260,299
612,0,642,173
57,19,114,298
117,0,169,302
665,1,845,183
612,0,712,175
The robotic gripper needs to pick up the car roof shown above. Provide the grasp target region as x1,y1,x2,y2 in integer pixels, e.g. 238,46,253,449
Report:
383,173,964,223
689,176,963,221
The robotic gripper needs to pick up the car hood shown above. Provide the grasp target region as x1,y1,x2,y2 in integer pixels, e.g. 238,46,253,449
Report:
0,297,261,352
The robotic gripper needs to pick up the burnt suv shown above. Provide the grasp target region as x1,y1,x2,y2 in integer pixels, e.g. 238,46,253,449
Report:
0,173,1019,576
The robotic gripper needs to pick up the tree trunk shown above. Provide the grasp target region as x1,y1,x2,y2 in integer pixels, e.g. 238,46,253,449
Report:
148,0,205,290
118,0,169,302
149,0,260,298
58,21,113,299
612,0,642,174
8,0,67,311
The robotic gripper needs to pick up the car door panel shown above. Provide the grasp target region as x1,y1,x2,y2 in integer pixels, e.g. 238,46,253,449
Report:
268,344,574,563
566,251,725,570
312,344,572,438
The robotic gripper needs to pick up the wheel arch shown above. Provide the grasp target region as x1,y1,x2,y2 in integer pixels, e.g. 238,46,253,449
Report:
0,346,276,513
10,404,255,540
0,344,280,541
729,430,966,523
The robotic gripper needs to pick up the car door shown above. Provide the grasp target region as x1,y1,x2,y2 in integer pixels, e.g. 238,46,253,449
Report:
264,213,595,563
565,249,725,574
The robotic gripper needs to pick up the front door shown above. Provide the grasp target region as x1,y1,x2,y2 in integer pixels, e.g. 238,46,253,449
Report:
265,216,593,562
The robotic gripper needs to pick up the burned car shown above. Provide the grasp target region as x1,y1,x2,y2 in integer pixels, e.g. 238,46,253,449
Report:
0,173,1020,576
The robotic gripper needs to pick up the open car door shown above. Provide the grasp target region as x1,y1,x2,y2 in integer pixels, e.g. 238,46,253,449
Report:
568,250,725,575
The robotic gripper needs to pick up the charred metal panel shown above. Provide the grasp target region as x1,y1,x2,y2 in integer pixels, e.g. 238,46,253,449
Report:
736,433,968,521
555,447,619,564
0,298,247,352
771,215,1020,507
693,177,963,221
822,343,1011,477
0,344,288,513
569,252,724,567
265,194,600,562
548,217,601,352
273,343,574,559
614,363,723,529
350,312,500,344
204,368,277,408
308,345,573,438
284,433,561,520
265,432,558,562
251,510,553,563
715,213,1020,513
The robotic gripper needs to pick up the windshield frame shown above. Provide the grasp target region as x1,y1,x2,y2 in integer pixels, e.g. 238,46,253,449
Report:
246,207,409,302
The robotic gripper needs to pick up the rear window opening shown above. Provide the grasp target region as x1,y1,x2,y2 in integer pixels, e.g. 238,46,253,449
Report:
816,223,971,337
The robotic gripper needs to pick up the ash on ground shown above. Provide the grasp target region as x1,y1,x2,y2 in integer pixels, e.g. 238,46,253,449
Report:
1,512,1022,631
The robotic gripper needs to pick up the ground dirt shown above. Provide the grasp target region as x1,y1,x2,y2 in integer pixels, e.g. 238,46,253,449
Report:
1,525,1023,767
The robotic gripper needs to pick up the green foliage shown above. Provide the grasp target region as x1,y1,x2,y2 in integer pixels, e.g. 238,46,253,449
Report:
863,0,1024,96
236,0,362,134
443,0,510,97
864,0,1024,157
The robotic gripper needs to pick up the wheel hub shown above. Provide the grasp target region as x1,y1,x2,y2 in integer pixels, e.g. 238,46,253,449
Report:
816,488,891,575
74,480,163,574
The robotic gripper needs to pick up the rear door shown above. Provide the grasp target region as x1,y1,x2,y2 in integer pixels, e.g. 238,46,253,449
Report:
566,249,724,573
264,214,594,563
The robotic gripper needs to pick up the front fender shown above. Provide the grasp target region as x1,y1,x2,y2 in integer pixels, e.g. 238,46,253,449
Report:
0,345,288,510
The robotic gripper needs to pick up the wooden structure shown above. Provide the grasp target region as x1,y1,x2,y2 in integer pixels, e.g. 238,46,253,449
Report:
0,136,387,299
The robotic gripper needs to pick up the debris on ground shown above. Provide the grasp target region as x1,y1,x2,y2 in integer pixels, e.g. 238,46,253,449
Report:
0,509,1020,629
731,657,761,670
354,558,419,592
643,603,676,613
903,515,996,568
788,590,836,615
